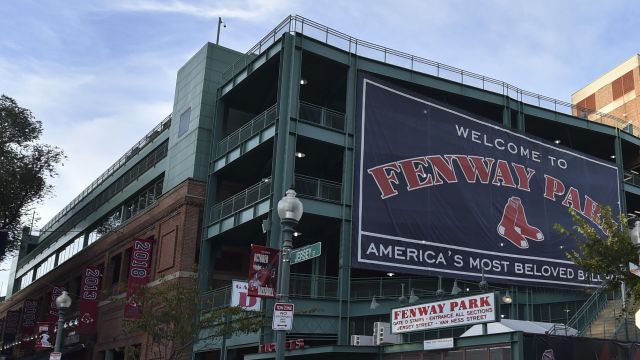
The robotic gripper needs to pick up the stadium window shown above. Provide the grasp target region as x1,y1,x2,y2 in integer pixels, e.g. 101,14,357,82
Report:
110,253,122,286
178,108,191,137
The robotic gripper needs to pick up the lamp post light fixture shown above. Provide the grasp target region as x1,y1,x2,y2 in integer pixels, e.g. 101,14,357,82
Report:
275,189,303,360
54,290,72,353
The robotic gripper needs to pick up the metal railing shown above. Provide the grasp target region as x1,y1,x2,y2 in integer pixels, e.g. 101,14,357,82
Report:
38,114,172,237
298,101,345,131
201,285,232,314
209,178,272,223
612,312,640,341
566,286,612,335
295,175,342,203
290,273,338,299
216,104,277,158
349,276,500,301
624,171,640,187
221,15,628,134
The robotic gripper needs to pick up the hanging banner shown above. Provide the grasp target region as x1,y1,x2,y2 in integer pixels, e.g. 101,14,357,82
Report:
3,311,20,343
231,280,261,311
78,265,102,334
247,245,280,298
124,237,154,320
353,74,620,289
20,299,38,348
47,285,65,323
34,323,54,349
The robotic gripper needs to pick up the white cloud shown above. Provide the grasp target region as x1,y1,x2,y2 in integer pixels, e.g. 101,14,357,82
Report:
108,0,291,20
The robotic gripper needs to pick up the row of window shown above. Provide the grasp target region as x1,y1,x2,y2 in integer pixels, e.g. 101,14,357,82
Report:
58,237,83,265
576,70,635,115
19,270,33,289
18,141,169,270
35,255,55,280
19,177,164,291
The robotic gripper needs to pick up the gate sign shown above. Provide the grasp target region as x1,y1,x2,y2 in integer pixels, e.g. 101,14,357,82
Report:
232,280,262,311
391,293,496,334
353,74,620,288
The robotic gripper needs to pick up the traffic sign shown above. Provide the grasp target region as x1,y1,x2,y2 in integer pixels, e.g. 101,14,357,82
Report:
635,309,640,329
272,303,294,331
290,242,321,265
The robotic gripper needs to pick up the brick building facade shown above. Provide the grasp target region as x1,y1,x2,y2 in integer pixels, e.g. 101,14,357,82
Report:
572,54,640,135
0,179,204,359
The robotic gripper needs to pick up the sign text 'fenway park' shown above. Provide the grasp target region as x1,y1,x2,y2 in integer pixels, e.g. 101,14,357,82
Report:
353,74,620,288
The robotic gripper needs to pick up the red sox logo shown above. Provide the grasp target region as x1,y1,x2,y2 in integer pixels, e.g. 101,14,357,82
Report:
80,312,94,324
497,197,544,249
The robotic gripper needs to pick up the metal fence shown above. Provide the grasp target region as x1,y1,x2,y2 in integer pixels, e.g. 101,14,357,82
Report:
295,175,342,203
299,101,345,131
209,179,272,223
216,104,277,158
201,285,232,314
221,15,628,134
290,273,338,299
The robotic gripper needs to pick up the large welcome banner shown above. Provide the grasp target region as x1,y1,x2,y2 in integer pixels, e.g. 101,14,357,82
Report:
353,74,620,288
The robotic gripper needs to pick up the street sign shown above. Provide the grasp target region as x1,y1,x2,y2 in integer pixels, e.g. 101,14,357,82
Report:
272,303,294,331
290,242,321,265
630,262,640,277
50,352,61,360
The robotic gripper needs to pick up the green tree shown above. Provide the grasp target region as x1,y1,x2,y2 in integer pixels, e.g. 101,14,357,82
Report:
0,95,64,259
122,276,265,360
556,206,640,303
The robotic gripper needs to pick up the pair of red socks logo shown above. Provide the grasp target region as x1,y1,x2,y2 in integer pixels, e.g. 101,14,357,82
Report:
497,197,544,249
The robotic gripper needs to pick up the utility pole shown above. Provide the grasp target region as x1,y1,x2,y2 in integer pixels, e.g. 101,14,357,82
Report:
216,17,226,45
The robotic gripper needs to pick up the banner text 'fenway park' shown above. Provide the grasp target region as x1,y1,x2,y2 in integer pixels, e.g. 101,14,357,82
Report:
353,74,620,288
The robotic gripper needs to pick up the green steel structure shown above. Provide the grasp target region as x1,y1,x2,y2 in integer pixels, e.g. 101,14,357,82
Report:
196,16,640,360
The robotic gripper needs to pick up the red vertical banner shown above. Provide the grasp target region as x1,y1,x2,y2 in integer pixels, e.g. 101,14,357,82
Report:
20,299,38,348
247,245,280,298
3,310,20,343
124,238,154,320
78,265,102,334
34,322,54,349
47,286,65,323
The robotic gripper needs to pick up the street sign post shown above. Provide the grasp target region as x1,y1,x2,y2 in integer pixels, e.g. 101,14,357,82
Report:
290,242,321,265
272,303,294,331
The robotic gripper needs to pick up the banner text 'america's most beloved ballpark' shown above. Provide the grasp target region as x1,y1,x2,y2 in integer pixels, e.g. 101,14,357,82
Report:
353,74,620,288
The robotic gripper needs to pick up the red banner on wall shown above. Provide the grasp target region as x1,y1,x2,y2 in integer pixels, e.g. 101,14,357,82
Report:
78,265,102,334
124,237,154,320
47,285,65,322
3,310,20,343
247,245,280,298
20,299,38,348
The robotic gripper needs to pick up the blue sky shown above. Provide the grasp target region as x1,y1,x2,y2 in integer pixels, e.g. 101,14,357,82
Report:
1,0,638,293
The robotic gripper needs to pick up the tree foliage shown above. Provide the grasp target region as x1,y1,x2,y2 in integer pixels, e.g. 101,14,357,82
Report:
0,95,64,258
555,206,640,302
122,276,265,360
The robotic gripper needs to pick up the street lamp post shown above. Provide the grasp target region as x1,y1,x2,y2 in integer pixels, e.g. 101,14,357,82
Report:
275,189,303,360
54,290,72,353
